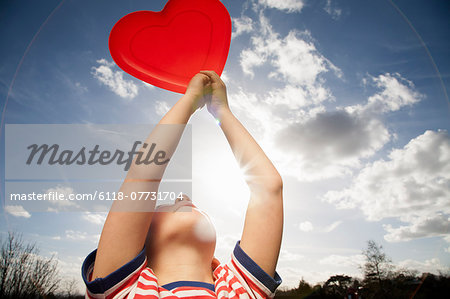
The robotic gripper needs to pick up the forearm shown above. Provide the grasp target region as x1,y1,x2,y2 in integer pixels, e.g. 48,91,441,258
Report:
218,109,283,277
92,95,195,279
159,94,196,124
218,109,282,192
200,70,282,277
126,94,194,178
113,94,195,223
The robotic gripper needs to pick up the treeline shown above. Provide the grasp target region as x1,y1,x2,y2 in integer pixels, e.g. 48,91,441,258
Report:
2,232,449,298
275,273,450,299
275,241,450,299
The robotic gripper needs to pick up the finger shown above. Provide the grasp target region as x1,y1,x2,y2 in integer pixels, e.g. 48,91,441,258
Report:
202,70,219,80
203,78,212,91
199,70,212,79
196,73,210,84
200,70,221,82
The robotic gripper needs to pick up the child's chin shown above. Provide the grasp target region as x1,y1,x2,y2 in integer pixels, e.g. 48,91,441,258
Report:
173,211,216,244
174,205,196,212
193,216,216,243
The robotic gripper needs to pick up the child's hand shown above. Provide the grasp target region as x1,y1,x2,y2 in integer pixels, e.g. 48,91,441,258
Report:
184,73,211,113
199,71,230,119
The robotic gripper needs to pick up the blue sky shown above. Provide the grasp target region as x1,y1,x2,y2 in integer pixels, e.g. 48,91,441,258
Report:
1,0,449,293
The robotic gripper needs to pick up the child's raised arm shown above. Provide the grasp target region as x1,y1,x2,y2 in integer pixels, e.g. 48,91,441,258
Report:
90,74,210,280
201,71,283,278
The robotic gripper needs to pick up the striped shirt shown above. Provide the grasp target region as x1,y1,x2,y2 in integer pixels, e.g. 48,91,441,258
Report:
82,241,282,299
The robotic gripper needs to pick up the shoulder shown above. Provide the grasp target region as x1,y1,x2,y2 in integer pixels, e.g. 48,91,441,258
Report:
214,241,282,299
82,247,155,297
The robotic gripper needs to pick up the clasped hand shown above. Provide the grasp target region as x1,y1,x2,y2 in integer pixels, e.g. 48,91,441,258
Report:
184,71,230,118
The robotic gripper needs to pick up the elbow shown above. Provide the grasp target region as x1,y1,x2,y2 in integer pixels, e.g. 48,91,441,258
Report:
268,173,283,193
250,173,283,194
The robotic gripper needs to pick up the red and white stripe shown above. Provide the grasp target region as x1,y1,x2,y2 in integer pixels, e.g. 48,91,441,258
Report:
85,257,274,299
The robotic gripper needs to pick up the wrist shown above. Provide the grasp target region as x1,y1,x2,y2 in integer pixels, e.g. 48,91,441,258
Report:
180,93,200,115
183,90,201,102
212,106,232,122
177,95,196,117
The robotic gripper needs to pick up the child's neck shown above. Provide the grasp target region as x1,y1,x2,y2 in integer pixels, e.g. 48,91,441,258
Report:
154,263,215,286
149,245,215,286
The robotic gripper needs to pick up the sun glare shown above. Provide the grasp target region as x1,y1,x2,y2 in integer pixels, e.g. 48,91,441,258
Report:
193,146,250,217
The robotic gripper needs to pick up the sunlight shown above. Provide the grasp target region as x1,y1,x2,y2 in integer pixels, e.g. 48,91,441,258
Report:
193,144,250,218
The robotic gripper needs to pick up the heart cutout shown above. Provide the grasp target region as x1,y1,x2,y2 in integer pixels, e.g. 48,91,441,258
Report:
109,0,232,94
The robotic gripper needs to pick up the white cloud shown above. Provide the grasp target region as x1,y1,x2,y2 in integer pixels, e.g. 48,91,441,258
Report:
299,221,314,232
237,8,340,126
274,109,390,179
155,100,171,117
220,71,230,84
271,72,422,181
258,0,305,13
319,254,365,268
46,185,75,200
91,59,138,99
325,130,450,242
81,212,107,225
229,89,284,139
240,47,266,78
267,84,331,109
215,233,241,262
232,16,254,38
324,0,342,20
445,236,450,253
4,205,31,218
45,185,79,212
240,26,341,86
397,258,449,275
267,30,342,86
65,230,100,243
384,214,450,242
279,249,304,262
347,73,423,115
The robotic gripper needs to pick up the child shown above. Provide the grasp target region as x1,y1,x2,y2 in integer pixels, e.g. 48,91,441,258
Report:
82,71,284,299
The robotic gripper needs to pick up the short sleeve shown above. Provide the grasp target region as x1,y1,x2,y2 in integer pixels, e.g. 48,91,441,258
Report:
81,247,147,299
221,241,282,298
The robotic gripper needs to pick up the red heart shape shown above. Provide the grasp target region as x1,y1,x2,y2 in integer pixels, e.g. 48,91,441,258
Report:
109,0,232,94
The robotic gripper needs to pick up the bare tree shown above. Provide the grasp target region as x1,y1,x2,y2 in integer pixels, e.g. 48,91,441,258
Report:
60,277,82,298
361,240,394,298
0,231,60,298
